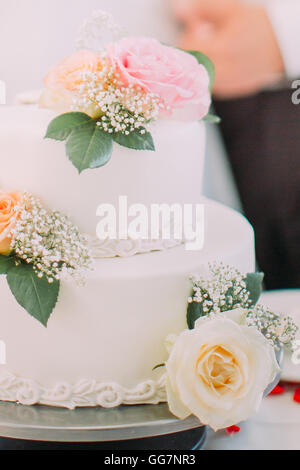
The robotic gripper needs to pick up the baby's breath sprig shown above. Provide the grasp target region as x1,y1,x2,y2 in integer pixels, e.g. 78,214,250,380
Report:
72,59,167,136
188,263,298,349
10,194,92,284
190,263,251,314
76,10,125,53
246,305,298,351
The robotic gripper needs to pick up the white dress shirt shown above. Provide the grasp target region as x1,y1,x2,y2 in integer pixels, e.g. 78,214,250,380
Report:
264,0,300,79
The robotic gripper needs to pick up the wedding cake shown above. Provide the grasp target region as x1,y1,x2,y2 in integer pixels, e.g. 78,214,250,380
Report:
0,16,295,430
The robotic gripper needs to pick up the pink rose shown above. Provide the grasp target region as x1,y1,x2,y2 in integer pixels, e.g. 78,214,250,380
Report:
108,37,211,121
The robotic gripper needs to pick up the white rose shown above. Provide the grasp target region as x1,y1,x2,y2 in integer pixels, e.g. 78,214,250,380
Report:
165,309,280,431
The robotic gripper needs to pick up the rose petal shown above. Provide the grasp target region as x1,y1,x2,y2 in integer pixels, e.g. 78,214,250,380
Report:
226,425,241,435
293,387,300,403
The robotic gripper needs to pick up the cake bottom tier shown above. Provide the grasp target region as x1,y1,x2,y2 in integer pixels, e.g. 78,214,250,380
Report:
0,200,255,409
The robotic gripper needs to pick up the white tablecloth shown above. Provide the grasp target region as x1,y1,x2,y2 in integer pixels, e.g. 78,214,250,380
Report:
205,390,300,450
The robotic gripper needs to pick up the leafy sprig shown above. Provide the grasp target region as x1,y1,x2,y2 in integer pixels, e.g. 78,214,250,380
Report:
187,265,264,329
186,264,298,350
0,255,59,327
0,194,91,327
45,111,155,173
186,50,220,123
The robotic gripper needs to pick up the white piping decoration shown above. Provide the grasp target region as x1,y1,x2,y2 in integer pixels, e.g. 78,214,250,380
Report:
89,236,183,259
0,373,167,410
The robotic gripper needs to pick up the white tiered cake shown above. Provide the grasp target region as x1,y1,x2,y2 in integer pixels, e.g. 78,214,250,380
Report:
0,30,288,433
0,105,255,408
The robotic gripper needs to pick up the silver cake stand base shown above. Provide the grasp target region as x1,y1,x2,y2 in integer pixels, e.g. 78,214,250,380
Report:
0,402,206,450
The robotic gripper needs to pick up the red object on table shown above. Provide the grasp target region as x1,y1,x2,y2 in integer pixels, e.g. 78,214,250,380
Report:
226,425,241,435
269,384,285,395
293,387,300,403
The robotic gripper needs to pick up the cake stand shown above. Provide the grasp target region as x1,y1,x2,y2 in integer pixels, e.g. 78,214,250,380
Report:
0,402,206,450
0,349,282,450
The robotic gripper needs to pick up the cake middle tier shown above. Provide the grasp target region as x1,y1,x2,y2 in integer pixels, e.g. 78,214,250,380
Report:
0,200,255,408
0,106,206,236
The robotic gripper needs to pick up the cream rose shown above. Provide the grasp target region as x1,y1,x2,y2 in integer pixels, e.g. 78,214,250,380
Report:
165,309,280,431
0,191,23,255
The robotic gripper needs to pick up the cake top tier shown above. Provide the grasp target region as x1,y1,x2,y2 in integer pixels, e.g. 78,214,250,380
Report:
0,106,205,236
38,31,214,174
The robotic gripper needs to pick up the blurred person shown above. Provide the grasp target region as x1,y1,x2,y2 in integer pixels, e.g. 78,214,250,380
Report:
171,0,300,290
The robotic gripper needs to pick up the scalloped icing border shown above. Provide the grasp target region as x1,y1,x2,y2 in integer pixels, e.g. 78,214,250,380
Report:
0,373,167,409
89,237,183,258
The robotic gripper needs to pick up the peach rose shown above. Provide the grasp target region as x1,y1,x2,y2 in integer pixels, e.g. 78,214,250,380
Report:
108,37,211,121
0,191,23,256
39,50,103,116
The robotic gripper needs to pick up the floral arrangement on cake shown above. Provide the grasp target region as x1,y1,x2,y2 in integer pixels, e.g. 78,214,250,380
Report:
159,265,298,430
40,33,215,173
0,190,92,326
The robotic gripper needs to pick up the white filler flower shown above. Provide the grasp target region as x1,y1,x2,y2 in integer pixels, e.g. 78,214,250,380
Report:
165,309,280,431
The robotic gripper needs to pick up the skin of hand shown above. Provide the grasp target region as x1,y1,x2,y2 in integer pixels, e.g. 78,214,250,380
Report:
171,0,285,99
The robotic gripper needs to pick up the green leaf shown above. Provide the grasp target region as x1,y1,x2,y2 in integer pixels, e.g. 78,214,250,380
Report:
203,113,221,124
7,264,60,327
0,255,16,274
66,121,113,173
245,272,264,306
187,302,205,330
45,112,94,141
113,128,155,151
186,50,215,91
152,363,165,371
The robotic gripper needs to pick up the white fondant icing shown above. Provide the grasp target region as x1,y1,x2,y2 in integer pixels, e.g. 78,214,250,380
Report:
0,107,206,236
